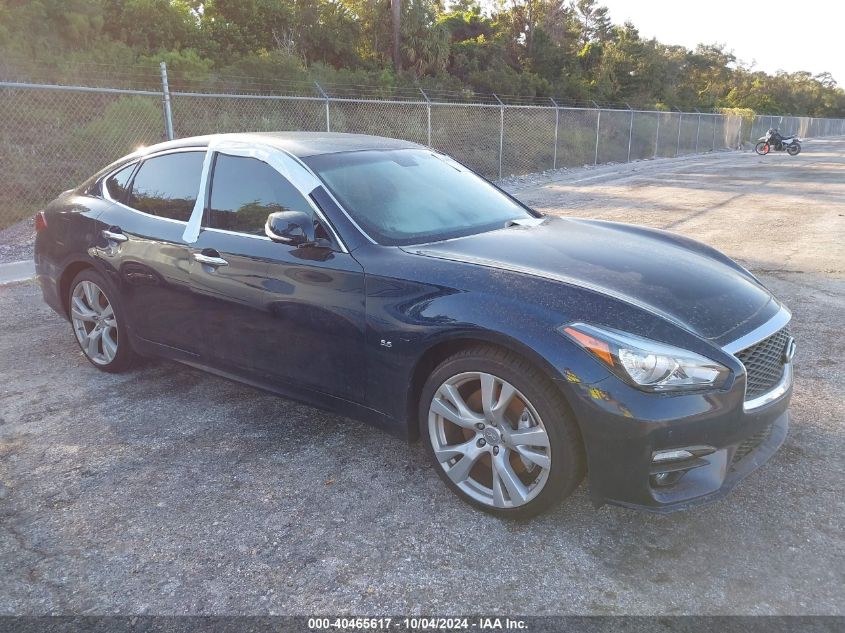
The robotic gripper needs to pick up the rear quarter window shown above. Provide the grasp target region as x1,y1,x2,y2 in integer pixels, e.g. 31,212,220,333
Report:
127,152,205,222
104,162,137,202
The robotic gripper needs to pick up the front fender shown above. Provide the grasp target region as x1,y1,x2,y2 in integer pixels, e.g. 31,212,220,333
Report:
361,265,616,432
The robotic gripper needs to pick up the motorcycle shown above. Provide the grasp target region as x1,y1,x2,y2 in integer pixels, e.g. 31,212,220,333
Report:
755,128,802,156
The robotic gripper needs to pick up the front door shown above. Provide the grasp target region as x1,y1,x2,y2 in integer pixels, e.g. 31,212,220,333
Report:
188,152,367,402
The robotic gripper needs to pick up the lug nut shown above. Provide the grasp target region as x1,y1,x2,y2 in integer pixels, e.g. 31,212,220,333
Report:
493,446,499,455
475,422,485,430
477,438,486,448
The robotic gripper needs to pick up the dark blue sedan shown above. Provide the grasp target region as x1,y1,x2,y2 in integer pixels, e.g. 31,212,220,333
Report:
33,132,794,517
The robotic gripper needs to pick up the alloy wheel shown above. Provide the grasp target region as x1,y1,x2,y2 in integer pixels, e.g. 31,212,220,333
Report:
428,371,552,509
71,280,119,365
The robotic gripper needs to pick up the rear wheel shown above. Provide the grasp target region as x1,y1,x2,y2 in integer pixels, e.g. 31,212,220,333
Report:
420,346,585,518
68,269,137,372
787,143,801,156
755,141,770,155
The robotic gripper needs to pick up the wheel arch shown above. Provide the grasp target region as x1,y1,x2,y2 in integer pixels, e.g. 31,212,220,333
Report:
404,330,572,442
58,258,98,319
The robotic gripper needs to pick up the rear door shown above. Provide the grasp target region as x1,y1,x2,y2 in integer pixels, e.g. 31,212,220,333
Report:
95,149,206,354
188,151,367,402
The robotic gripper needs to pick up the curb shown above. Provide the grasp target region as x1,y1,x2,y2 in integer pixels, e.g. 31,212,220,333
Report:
0,260,35,285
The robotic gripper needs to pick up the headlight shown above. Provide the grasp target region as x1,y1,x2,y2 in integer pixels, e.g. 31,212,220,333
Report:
560,323,730,392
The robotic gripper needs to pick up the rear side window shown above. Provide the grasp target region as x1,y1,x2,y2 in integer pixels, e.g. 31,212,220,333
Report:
127,152,205,222
104,162,136,201
205,154,314,235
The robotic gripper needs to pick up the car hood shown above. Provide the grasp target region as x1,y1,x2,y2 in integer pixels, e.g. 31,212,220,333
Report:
402,216,774,340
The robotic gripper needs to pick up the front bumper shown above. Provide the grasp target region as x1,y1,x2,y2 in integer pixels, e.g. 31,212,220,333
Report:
613,409,788,513
556,364,792,513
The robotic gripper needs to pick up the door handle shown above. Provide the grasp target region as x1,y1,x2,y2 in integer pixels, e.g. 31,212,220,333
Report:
102,228,128,243
193,250,228,267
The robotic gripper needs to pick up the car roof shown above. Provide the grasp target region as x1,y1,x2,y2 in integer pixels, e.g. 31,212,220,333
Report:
136,132,425,159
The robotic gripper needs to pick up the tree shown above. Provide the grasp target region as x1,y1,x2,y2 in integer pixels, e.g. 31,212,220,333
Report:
103,0,197,52
1,0,843,117
400,0,450,75
572,0,612,47
392,0,401,69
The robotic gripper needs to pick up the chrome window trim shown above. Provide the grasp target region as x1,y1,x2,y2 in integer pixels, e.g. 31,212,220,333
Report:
110,200,191,226
722,306,792,355
202,226,270,241
743,363,792,411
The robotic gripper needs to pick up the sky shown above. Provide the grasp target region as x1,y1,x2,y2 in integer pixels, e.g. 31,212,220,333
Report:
599,0,844,85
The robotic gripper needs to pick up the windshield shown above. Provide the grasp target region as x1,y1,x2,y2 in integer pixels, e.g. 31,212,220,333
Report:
305,149,535,246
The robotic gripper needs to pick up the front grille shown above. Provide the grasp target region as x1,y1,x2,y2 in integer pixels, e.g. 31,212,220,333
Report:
735,326,791,400
731,424,773,467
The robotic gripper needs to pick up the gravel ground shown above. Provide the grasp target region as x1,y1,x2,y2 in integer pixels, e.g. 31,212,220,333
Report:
1,140,844,616
0,219,35,265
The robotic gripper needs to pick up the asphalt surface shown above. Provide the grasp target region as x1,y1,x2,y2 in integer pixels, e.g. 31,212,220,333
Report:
1,140,844,616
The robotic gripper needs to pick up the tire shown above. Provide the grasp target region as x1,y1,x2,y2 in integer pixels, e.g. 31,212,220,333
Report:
68,268,137,372
755,141,770,155
787,143,801,156
419,345,585,519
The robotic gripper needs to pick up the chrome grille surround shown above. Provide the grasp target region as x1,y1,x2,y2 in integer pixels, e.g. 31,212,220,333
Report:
723,307,793,411
736,326,792,399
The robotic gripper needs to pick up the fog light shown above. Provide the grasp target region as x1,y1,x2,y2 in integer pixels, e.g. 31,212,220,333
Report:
651,471,685,487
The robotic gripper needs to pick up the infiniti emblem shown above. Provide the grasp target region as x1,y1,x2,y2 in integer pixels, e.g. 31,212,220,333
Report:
483,427,501,445
783,337,796,363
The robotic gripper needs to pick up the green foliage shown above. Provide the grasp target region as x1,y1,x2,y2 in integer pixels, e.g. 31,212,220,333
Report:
0,0,843,115
102,0,196,51
72,96,163,158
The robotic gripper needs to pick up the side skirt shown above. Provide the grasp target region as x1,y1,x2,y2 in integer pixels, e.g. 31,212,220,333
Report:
129,333,407,440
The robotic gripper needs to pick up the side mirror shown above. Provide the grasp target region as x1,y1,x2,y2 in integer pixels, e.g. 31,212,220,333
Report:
265,211,316,246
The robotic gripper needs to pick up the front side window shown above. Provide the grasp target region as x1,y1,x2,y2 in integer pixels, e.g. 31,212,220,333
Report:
104,162,136,201
305,149,534,246
204,153,315,236
127,151,205,222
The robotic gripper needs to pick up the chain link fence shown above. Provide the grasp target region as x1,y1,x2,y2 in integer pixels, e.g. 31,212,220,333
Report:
3,75,845,229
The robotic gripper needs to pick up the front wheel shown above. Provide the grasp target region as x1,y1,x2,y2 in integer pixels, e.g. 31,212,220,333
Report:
420,346,585,518
755,141,770,155
787,143,801,156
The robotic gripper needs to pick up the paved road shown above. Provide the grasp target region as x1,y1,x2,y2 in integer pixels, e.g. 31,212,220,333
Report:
1,141,844,615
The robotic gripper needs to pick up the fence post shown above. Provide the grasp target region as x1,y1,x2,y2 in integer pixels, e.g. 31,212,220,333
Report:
625,104,634,162
593,102,601,165
737,117,743,149
675,111,682,157
695,111,701,153
159,62,174,141
550,97,559,170
712,115,717,151
315,81,330,132
493,93,504,179
419,88,432,147
654,112,660,158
